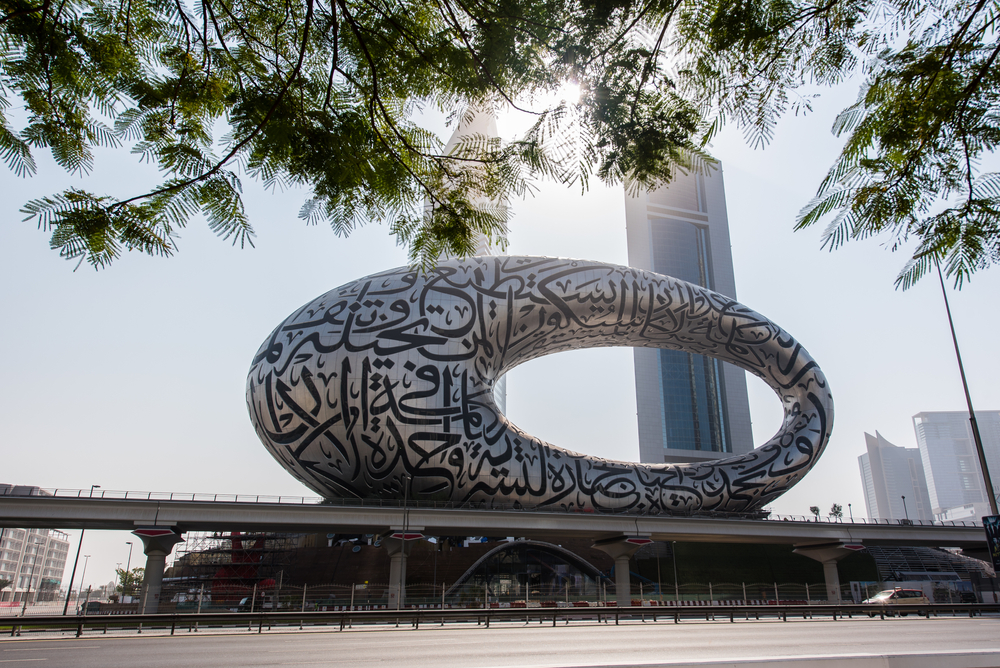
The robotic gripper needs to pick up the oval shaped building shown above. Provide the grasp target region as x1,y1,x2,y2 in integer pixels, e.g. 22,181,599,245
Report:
246,256,833,513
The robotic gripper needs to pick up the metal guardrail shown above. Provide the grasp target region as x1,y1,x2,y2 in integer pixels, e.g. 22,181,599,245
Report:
3,603,999,638
0,487,985,527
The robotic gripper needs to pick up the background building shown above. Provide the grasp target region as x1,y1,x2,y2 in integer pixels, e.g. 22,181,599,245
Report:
0,527,70,603
434,107,507,413
858,431,932,521
913,411,1000,521
0,485,72,603
625,162,754,464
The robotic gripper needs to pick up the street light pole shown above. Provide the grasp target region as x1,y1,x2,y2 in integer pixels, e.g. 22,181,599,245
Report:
125,541,134,602
63,485,99,615
671,541,679,602
20,536,42,616
77,555,91,608
936,261,999,516
901,495,909,520
848,503,853,521
398,474,409,612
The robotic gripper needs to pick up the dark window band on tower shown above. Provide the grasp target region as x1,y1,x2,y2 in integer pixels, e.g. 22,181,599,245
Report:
627,162,753,464
650,218,730,454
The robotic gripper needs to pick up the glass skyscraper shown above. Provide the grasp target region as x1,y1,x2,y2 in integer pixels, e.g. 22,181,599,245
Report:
913,411,1000,520
625,163,754,464
858,431,932,521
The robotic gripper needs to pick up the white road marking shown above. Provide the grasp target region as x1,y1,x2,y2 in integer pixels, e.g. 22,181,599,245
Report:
3,647,101,652
0,659,47,663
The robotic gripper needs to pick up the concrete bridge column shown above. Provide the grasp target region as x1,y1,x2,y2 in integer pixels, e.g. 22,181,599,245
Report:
593,536,652,607
793,543,861,603
383,536,416,610
132,527,184,614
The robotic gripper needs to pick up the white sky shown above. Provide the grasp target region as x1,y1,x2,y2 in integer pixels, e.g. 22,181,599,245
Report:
2,80,999,593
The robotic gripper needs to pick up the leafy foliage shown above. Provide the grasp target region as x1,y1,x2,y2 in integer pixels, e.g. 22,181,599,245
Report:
0,577,10,592
2,0,710,268
829,502,843,518
3,0,1000,282
115,567,144,597
790,0,1000,288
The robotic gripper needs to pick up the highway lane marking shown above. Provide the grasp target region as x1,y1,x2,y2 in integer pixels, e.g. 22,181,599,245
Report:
0,659,47,662
2,647,101,652
273,640,486,651
280,661,389,665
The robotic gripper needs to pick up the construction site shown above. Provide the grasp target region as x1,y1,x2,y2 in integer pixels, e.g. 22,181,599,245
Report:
153,533,999,612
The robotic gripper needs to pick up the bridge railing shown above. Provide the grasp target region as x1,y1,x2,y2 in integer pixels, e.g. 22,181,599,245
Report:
0,486,985,527
3,603,999,638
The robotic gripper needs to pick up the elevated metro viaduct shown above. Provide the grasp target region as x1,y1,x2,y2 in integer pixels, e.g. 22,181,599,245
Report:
0,495,988,612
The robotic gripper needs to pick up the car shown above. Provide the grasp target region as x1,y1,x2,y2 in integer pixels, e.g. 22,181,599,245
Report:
862,588,930,616
77,601,102,615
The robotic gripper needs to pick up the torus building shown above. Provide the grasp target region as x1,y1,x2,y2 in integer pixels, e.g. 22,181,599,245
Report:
625,163,755,464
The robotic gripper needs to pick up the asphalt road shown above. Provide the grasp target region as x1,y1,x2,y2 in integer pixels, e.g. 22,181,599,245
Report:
1,616,998,667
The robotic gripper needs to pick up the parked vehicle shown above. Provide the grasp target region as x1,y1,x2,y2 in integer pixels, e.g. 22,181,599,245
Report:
862,588,930,616
78,601,102,615
76,601,139,615
232,595,275,612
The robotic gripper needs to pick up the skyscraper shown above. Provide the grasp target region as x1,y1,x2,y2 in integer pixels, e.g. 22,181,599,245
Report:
625,163,754,464
435,108,507,413
913,411,1000,520
858,431,932,521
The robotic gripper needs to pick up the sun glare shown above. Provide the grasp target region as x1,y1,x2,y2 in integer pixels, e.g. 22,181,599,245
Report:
558,81,581,105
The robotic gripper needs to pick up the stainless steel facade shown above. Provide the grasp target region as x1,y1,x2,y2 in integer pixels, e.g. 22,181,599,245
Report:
247,256,833,513
435,107,507,415
625,164,754,464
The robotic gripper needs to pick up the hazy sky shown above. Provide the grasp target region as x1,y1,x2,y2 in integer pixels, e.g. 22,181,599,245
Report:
3,79,999,593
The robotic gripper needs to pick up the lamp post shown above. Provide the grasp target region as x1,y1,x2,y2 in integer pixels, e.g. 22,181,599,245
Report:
63,485,99,615
398,474,410,611
848,503,853,521
125,541,134,602
901,495,909,520
671,541,679,602
76,555,91,610
936,261,999,516
20,536,43,616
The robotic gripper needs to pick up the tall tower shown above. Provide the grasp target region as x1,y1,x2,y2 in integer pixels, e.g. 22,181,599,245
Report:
625,163,754,464
858,431,932,520
913,410,1000,520
436,107,507,413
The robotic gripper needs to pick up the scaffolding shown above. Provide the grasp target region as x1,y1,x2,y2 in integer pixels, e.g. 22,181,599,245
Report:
164,532,304,608
864,546,995,582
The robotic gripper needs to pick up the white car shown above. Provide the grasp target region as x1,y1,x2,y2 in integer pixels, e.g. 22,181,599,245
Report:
862,588,930,615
